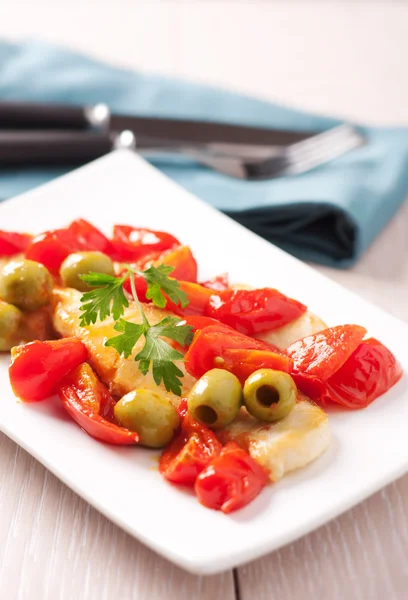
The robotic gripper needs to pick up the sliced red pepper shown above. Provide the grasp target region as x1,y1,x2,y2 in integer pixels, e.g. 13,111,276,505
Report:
165,281,213,316
288,324,367,381
0,230,32,256
201,273,229,291
184,324,291,381
326,338,402,408
111,225,179,262
195,442,269,513
58,363,139,444
159,413,222,485
206,288,307,335
9,337,88,402
176,397,188,420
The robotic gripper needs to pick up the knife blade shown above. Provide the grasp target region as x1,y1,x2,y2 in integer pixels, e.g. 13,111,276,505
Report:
0,101,317,147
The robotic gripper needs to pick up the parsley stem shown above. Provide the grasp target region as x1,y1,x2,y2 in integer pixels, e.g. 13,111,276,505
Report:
129,270,149,327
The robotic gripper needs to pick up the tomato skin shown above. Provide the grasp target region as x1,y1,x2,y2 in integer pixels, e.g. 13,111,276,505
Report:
184,324,292,382
0,230,32,256
159,414,222,485
288,324,367,381
178,316,224,335
206,288,307,335
111,225,179,262
201,273,229,291
9,338,88,402
165,281,213,316
326,338,402,408
222,348,293,385
195,442,269,513
58,363,139,444
67,219,111,254
26,229,75,273
160,246,197,283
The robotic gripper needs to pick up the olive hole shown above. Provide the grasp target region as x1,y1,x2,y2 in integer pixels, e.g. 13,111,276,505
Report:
256,385,280,407
195,405,218,425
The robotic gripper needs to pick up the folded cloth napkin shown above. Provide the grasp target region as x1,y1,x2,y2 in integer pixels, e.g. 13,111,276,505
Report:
1,40,408,268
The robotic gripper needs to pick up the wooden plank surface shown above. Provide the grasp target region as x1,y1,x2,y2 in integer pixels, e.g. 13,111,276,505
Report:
0,1,407,598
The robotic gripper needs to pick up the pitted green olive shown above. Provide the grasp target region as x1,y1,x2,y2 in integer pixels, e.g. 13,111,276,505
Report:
114,389,179,448
187,368,242,429
60,251,114,291
0,259,53,311
0,301,23,351
243,368,296,422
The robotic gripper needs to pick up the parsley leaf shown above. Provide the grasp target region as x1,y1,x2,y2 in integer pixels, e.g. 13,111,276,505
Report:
140,264,189,309
136,317,193,395
105,318,146,358
79,273,128,326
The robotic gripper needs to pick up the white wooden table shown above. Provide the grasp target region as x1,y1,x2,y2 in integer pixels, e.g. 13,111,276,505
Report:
0,2,407,598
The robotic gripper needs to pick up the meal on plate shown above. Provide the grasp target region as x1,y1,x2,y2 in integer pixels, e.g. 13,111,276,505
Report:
0,220,402,514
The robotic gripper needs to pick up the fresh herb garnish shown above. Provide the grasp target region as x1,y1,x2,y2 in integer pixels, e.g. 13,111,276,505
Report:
79,267,192,395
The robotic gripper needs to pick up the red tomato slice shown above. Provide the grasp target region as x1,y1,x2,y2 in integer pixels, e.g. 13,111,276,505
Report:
159,414,222,485
159,246,198,283
184,324,290,380
326,338,402,408
201,273,229,291
288,324,367,381
165,281,213,316
9,337,88,402
206,288,307,334
0,230,32,256
111,225,179,262
195,442,269,513
67,219,111,254
222,348,293,384
58,363,139,444
26,228,76,273
178,315,224,335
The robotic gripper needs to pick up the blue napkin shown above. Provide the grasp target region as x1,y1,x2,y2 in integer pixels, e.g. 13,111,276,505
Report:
1,40,407,268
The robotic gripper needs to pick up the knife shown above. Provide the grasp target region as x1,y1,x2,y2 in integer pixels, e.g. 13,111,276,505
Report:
0,101,317,146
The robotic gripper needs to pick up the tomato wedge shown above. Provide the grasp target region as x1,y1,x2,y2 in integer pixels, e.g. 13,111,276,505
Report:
206,288,307,334
9,338,88,402
159,413,222,485
184,324,292,381
165,281,213,316
0,230,32,256
288,324,367,381
195,442,269,513
58,363,139,444
326,338,402,408
111,225,179,262
67,219,111,254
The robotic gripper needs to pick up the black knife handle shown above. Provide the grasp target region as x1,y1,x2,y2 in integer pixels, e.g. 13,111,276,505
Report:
0,130,113,165
0,102,90,130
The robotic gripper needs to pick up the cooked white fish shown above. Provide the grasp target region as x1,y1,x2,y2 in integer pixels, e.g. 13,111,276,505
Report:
220,399,330,481
52,287,331,478
255,311,327,349
51,288,196,404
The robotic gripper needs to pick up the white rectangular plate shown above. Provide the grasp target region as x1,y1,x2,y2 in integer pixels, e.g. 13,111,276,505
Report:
0,150,407,575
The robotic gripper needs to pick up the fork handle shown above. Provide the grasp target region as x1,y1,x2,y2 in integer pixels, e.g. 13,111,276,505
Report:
0,102,91,130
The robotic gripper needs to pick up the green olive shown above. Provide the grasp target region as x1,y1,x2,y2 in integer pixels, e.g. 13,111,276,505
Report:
0,300,23,351
243,368,297,422
0,259,53,311
114,389,179,448
60,251,114,291
187,368,242,429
